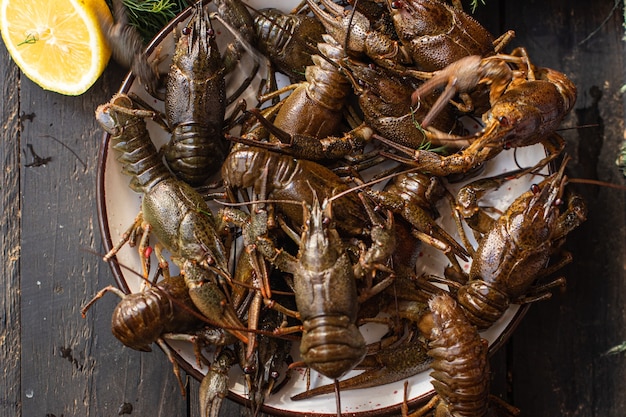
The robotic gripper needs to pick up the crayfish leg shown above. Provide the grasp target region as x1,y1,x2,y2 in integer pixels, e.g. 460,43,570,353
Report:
488,394,521,416
104,211,144,264
514,276,566,305
402,381,439,417
137,222,153,279
493,30,516,53
154,242,171,281
524,132,565,174
81,285,126,318
155,338,187,396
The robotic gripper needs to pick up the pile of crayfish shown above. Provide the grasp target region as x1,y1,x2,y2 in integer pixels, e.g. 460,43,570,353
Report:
85,0,588,416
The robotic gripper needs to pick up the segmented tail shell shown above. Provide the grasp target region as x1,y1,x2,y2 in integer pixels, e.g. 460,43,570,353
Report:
299,315,367,380
253,8,324,82
428,293,490,417
163,124,227,185
111,276,200,352
99,94,172,194
457,281,510,329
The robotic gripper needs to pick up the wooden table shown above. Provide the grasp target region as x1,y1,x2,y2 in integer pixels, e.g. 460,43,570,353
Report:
2,1,625,416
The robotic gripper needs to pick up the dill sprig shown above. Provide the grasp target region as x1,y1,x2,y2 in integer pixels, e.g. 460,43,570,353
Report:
409,105,448,155
106,0,192,43
470,0,486,13
604,341,626,355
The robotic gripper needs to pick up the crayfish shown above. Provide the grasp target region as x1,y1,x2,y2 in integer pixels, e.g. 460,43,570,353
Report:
95,93,248,344
387,49,577,176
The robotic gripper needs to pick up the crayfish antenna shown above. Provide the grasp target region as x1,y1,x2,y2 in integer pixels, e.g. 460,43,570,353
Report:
334,378,343,417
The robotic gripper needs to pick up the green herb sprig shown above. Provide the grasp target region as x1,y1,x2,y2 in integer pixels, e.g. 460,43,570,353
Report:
470,0,486,13
17,33,38,46
409,106,448,155
106,0,192,43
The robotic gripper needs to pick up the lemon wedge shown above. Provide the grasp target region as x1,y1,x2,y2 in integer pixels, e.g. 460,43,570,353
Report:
0,0,113,95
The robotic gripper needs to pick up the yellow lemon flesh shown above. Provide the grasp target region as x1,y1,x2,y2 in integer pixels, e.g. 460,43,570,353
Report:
0,0,113,95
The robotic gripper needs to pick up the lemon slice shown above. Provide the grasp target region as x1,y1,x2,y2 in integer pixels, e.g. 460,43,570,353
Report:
0,0,113,95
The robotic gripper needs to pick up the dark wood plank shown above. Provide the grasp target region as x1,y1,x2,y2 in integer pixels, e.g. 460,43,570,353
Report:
17,59,188,416
499,1,626,416
0,40,22,417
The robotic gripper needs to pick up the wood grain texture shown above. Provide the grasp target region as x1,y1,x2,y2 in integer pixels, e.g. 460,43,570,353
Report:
0,39,22,417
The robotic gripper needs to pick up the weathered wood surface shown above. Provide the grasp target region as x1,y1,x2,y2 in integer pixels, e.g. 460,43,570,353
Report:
1,18,21,417
1,1,625,416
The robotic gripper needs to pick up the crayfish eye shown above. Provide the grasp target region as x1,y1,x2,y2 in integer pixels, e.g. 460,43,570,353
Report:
553,198,563,206
391,1,404,9
503,141,512,150
207,28,215,37
243,365,256,375
498,115,510,127
270,371,280,380
530,184,540,194
322,216,331,227
182,26,191,36
206,256,215,266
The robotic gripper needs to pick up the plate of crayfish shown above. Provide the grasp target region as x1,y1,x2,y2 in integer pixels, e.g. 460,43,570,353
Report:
95,0,584,416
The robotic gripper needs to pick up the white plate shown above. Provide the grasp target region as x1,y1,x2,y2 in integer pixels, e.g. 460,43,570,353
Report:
97,1,545,415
